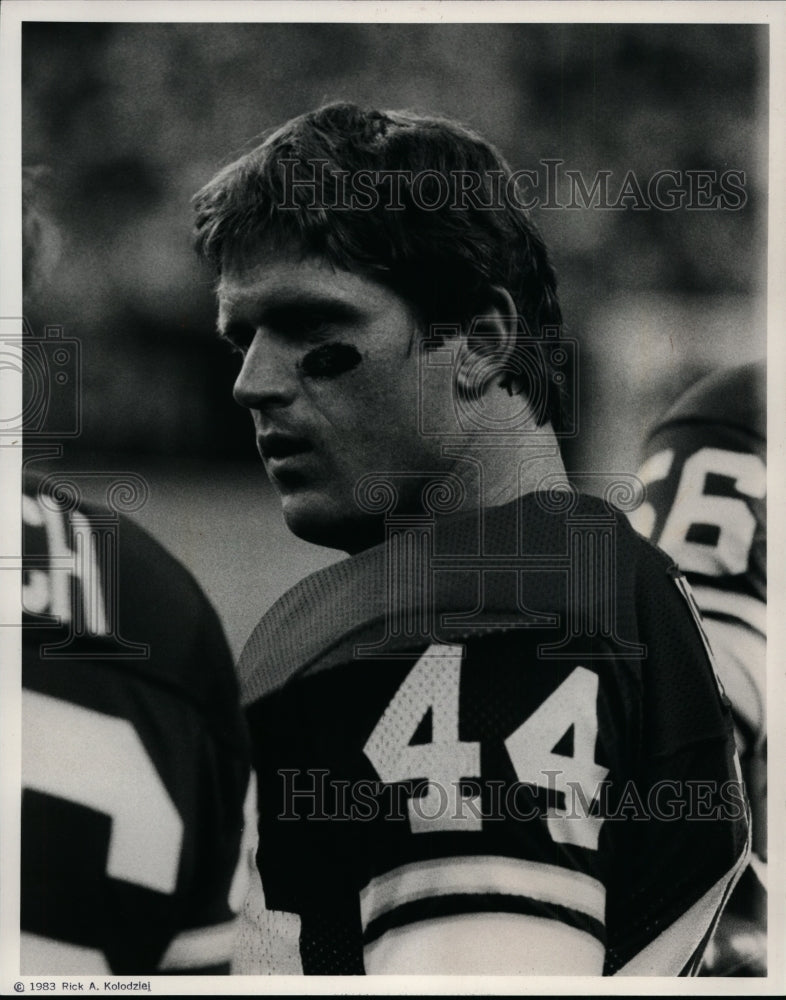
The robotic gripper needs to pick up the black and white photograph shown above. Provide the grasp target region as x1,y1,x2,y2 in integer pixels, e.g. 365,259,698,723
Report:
1,0,783,993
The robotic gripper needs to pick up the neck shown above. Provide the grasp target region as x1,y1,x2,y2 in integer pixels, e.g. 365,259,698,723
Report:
445,423,568,513
339,425,567,556
339,388,568,554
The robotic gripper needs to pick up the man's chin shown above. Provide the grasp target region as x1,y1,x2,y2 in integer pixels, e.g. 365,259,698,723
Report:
280,494,382,554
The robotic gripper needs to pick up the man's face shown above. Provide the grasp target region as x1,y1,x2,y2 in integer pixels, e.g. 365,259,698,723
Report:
217,248,456,551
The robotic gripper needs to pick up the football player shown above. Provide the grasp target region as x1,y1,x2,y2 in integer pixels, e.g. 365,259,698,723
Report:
193,103,749,975
19,167,252,974
21,473,253,974
631,360,766,975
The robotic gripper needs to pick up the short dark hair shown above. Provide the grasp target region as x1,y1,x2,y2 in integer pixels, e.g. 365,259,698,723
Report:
193,102,565,429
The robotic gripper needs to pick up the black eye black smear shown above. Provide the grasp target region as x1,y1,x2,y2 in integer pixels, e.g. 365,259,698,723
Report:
299,342,363,379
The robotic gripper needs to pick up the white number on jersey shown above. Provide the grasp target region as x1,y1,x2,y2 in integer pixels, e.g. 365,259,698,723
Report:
22,493,109,634
365,648,608,849
630,448,675,540
22,691,184,971
633,447,765,576
363,644,481,833
505,667,608,850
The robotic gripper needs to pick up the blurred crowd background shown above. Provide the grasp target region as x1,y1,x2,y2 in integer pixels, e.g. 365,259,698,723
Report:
21,21,768,653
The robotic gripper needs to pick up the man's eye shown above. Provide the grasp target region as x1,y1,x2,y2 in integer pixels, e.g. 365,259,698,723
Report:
275,312,331,339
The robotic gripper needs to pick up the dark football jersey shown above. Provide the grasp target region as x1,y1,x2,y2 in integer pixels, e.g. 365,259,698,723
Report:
631,361,767,974
236,492,748,976
21,472,252,975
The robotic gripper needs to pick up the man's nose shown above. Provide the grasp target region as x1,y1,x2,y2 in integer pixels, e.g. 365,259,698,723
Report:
232,331,298,410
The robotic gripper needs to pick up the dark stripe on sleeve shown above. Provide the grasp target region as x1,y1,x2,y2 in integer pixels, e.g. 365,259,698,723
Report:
363,893,606,948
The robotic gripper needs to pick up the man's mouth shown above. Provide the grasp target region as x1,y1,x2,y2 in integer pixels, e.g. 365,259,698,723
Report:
257,433,313,474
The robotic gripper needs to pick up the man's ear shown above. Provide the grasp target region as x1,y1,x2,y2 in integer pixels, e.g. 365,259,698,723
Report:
454,286,519,399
